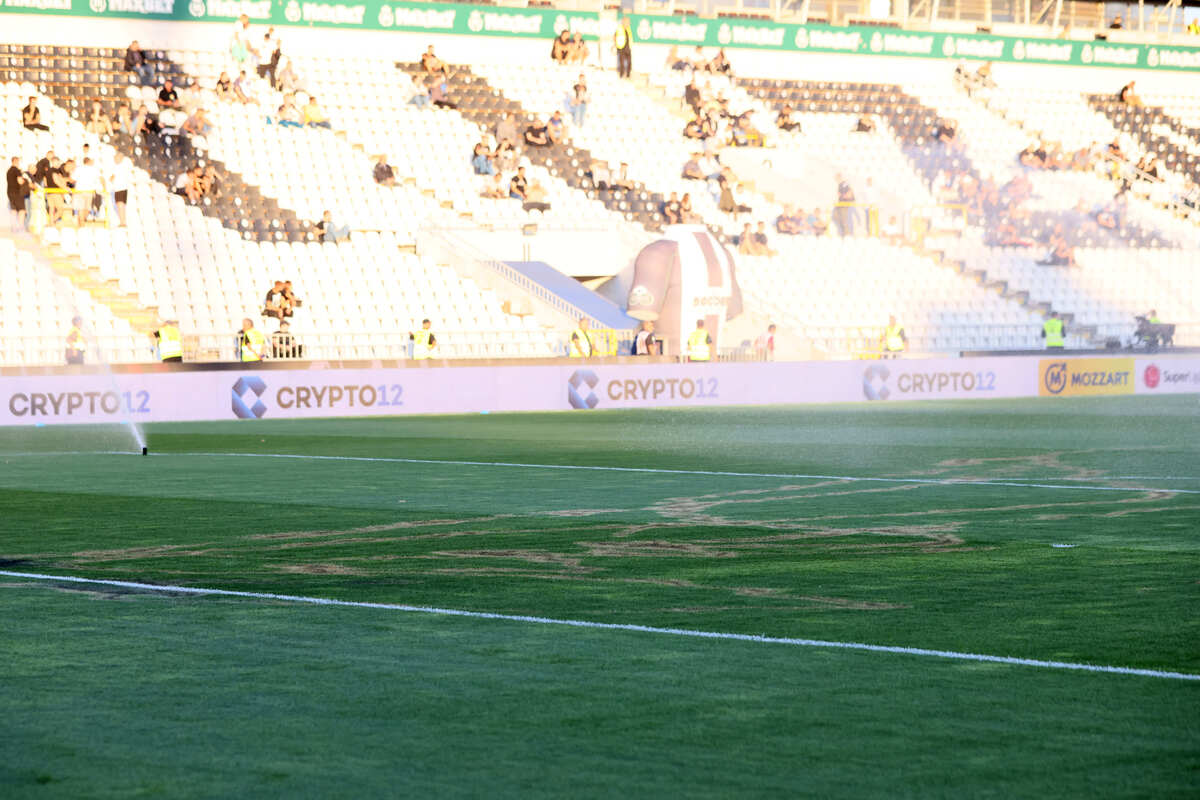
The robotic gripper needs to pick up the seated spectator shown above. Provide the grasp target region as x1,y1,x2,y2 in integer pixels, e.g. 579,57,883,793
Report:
158,102,187,136
85,101,114,137
854,115,876,133
232,70,254,104
157,79,181,110
22,97,49,132
568,75,589,127
495,112,520,150
985,218,1031,247
753,221,777,256
568,33,588,65
689,46,708,71
666,46,690,71
175,165,203,205
421,45,446,75
697,151,721,179
124,40,154,86
408,80,432,108
808,208,829,235
731,113,763,147
684,77,702,115
1118,81,1141,106
974,62,996,89
679,193,700,223
1071,142,1099,171
471,143,496,176
551,30,571,64
776,104,801,133
429,75,456,109
662,192,682,224
481,172,507,199
611,163,634,191
547,110,565,143
682,152,706,180
1018,142,1045,169
737,222,757,254
524,178,551,212
494,139,518,171
718,181,751,217
272,321,301,359
776,205,807,235
523,118,550,147
1038,224,1076,267
182,107,213,137
303,96,332,128
275,56,301,94
115,103,135,136
282,280,301,311
708,48,731,75
373,155,396,187
133,103,161,136
277,96,303,127
200,165,221,199
1109,14,1123,29
215,71,233,98
934,117,958,146
263,280,286,319
316,210,350,242
509,166,528,201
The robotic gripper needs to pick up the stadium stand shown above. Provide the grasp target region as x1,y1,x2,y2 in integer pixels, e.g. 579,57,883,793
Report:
4,13,1199,365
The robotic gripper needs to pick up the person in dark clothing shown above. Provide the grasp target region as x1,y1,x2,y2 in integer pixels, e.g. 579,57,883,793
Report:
22,97,49,131
614,16,633,78
124,40,154,85
7,156,31,231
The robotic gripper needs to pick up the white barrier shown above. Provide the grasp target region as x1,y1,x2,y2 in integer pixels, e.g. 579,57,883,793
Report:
1,355,1197,426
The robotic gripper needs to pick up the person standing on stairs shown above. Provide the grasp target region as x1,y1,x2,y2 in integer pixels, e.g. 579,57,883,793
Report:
614,16,633,79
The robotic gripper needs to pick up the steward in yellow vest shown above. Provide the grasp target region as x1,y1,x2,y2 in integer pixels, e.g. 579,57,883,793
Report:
239,318,266,361
1042,312,1065,349
411,319,437,360
687,319,712,362
569,318,594,358
65,315,85,365
155,320,183,363
882,315,906,358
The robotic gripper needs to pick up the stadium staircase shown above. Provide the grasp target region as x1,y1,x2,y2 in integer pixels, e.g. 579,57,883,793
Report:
1,43,310,242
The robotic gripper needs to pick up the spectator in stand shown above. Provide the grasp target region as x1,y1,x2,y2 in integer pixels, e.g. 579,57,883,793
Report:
833,174,857,236
282,280,301,312
1109,14,1123,29
684,77,702,115
776,205,806,235
373,154,396,187
33,150,54,187
633,320,658,355
708,48,731,75
257,29,280,86
611,163,634,191
199,165,220,199
523,177,551,212
85,101,114,137
666,46,689,71
680,193,700,223
1189,19,1200,35
689,46,708,71
275,56,301,94
47,159,75,227
569,74,589,127
272,321,300,359
263,280,287,320
157,79,181,110
481,172,507,199
182,107,214,137
754,221,777,256
108,152,131,227
174,166,202,205
429,75,457,109
471,142,496,176
22,97,49,132
737,223,760,255
231,13,256,65
114,103,134,136
547,110,565,144
303,96,332,128
934,117,959,147
316,210,350,242
718,178,751,218
524,117,550,148
421,45,446,75
495,112,520,150
72,157,101,222
1118,81,1142,106
662,192,682,224
568,33,588,64
509,166,528,201
133,103,160,136
855,115,876,133
232,70,255,104
809,208,830,235
551,29,571,64
7,157,30,232
775,104,801,133
614,15,633,79
277,95,303,127
215,71,233,99
681,152,706,180
731,112,763,147
124,40,154,86
1038,224,1076,267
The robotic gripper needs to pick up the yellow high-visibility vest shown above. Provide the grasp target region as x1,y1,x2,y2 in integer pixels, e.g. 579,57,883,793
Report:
1043,318,1064,347
614,26,629,49
413,329,434,359
687,329,711,362
157,325,182,360
66,325,84,355
570,328,593,358
884,324,905,352
241,327,266,361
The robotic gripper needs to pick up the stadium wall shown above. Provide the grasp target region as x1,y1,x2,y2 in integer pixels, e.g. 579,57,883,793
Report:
2,354,1197,425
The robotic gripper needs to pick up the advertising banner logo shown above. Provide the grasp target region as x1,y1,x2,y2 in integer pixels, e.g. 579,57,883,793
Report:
567,369,599,409
862,364,889,401
1039,358,1134,397
232,376,268,419
1144,364,1161,389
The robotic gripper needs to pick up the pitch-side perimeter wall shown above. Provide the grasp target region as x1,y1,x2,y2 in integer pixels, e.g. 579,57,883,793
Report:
2,354,1197,426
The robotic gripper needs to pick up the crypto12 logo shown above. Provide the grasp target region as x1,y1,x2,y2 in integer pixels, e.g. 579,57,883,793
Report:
232,376,268,419
567,369,599,409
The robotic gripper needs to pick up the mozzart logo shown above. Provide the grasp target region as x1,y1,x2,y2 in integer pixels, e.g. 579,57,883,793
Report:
232,376,268,419
862,364,889,401
567,369,599,409
1039,358,1134,397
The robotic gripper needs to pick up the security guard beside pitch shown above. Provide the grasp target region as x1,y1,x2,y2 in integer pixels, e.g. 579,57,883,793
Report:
687,319,712,362
238,317,267,361
154,318,183,363
881,315,907,358
65,315,85,365
569,317,594,358
1042,310,1065,350
410,318,437,360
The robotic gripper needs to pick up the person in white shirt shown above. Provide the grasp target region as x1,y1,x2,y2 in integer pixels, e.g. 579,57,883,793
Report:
231,14,256,65
108,152,132,227
257,29,279,86
72,157,101,222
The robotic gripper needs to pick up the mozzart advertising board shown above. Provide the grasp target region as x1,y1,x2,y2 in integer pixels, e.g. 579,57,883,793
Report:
1,0,1199,72
4,354,1195,426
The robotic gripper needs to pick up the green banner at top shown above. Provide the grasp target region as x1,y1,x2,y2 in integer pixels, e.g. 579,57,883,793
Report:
2,0,1198,71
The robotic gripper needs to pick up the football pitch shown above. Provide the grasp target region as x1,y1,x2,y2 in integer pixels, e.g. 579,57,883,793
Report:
2,396,1198,797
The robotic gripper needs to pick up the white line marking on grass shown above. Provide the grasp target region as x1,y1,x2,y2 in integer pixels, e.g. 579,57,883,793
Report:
161,452,1200,495
2,569,1197,682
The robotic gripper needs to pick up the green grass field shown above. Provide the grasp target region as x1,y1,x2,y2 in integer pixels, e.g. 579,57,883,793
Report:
2,396,1198,797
